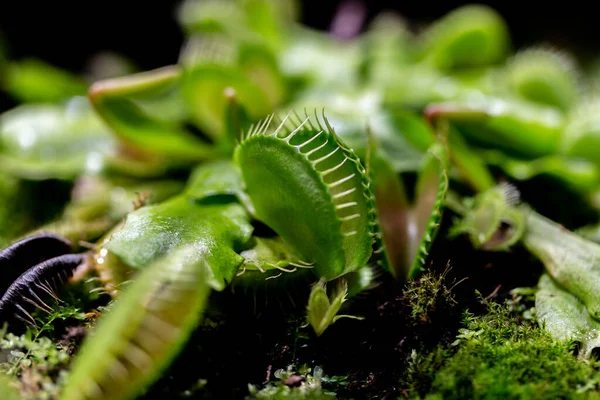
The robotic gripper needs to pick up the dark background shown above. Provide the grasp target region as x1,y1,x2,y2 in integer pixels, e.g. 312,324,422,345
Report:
0,1,596,81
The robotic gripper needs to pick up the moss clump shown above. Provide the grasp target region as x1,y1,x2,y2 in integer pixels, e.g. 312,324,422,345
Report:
403,265,458,326
406,299,600,399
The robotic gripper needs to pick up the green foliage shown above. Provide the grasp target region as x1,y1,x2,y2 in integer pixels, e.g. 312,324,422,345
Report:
0,98,115,180
536,274,600,359
89,66,216,162
406,301,600,399
523,206,600,320
3,59,88,103
561,99,600,167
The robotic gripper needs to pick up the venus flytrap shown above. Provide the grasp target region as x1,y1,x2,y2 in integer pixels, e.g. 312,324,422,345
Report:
367,127,449,279
450,183,525,251
481,150,600,194
61,246,211,400
417,5,510,71
88,33,284,164
503,48,580,111
561,99,600,168
381,5,509,109
235,111,377,279
425,96,600,195
51,110,392,399
306,278,363,337
87,66,215,162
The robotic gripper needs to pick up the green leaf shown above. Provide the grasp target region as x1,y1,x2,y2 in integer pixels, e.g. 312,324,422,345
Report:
238,42,286,109
89,66,216,161
182,63,271,141
39,177,184,243
426,96,564,158
362,11,415,87
106,162,253,291
419,5,510,70
221,87,252,155
3,59,87,103
178,0,245,36
504,48,579,111
407,143,449,278
446,127,495,192
523,206,600,320
576,223,600,244
536,273,600,359
560,99,600,167
279,29,363,89
483,150,599,194
0,98,115,180
177,0,296,51
61,245,211,400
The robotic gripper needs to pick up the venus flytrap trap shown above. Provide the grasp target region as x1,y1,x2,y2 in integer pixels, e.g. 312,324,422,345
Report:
417,5,509,71
306,278,363,337
450,183,525,251
60,246,211,400
503,47,580,111
235,111,377,280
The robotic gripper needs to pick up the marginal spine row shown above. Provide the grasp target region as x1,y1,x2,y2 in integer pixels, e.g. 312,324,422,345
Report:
246,109,379,244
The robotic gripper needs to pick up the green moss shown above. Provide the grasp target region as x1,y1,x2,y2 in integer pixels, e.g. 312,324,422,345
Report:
404,266,457,326
0,283,94,399
406,300,600,399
